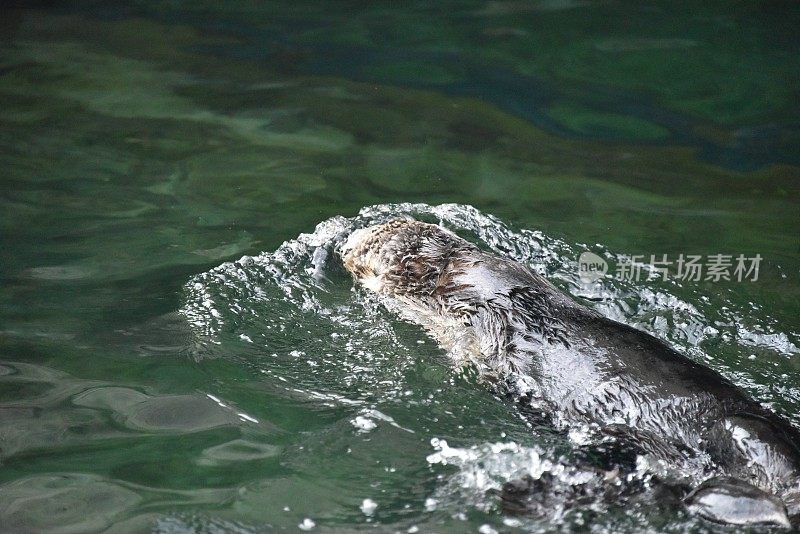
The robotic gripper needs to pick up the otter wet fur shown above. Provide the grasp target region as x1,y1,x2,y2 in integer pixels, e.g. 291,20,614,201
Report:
341,218,800,528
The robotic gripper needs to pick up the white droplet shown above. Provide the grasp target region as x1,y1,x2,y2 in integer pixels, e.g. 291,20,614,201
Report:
424,497,438,511
360,498,377,516
351,416,377,432
298,518,315,530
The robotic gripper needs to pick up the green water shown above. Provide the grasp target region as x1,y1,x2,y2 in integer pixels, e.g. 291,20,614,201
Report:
1,2,798,532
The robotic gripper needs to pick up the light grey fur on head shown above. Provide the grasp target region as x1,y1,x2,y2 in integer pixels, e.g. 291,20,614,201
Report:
342,219,571,376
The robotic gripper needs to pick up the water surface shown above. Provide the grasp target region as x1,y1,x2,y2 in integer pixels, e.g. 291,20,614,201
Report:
1,2,798,532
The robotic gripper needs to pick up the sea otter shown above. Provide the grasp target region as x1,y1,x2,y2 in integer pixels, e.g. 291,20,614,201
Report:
341,218,800,528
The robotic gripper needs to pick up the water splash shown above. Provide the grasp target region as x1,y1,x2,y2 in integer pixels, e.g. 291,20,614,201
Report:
180,203,799,527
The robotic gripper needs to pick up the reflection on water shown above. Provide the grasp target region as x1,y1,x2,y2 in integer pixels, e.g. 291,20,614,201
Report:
0,1,798,532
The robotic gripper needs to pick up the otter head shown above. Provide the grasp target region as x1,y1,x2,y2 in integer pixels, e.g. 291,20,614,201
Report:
341,219,489,367
341,219,479,301
341,219,569,375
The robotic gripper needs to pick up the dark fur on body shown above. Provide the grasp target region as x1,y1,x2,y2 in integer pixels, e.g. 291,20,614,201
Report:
341,219,800,527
